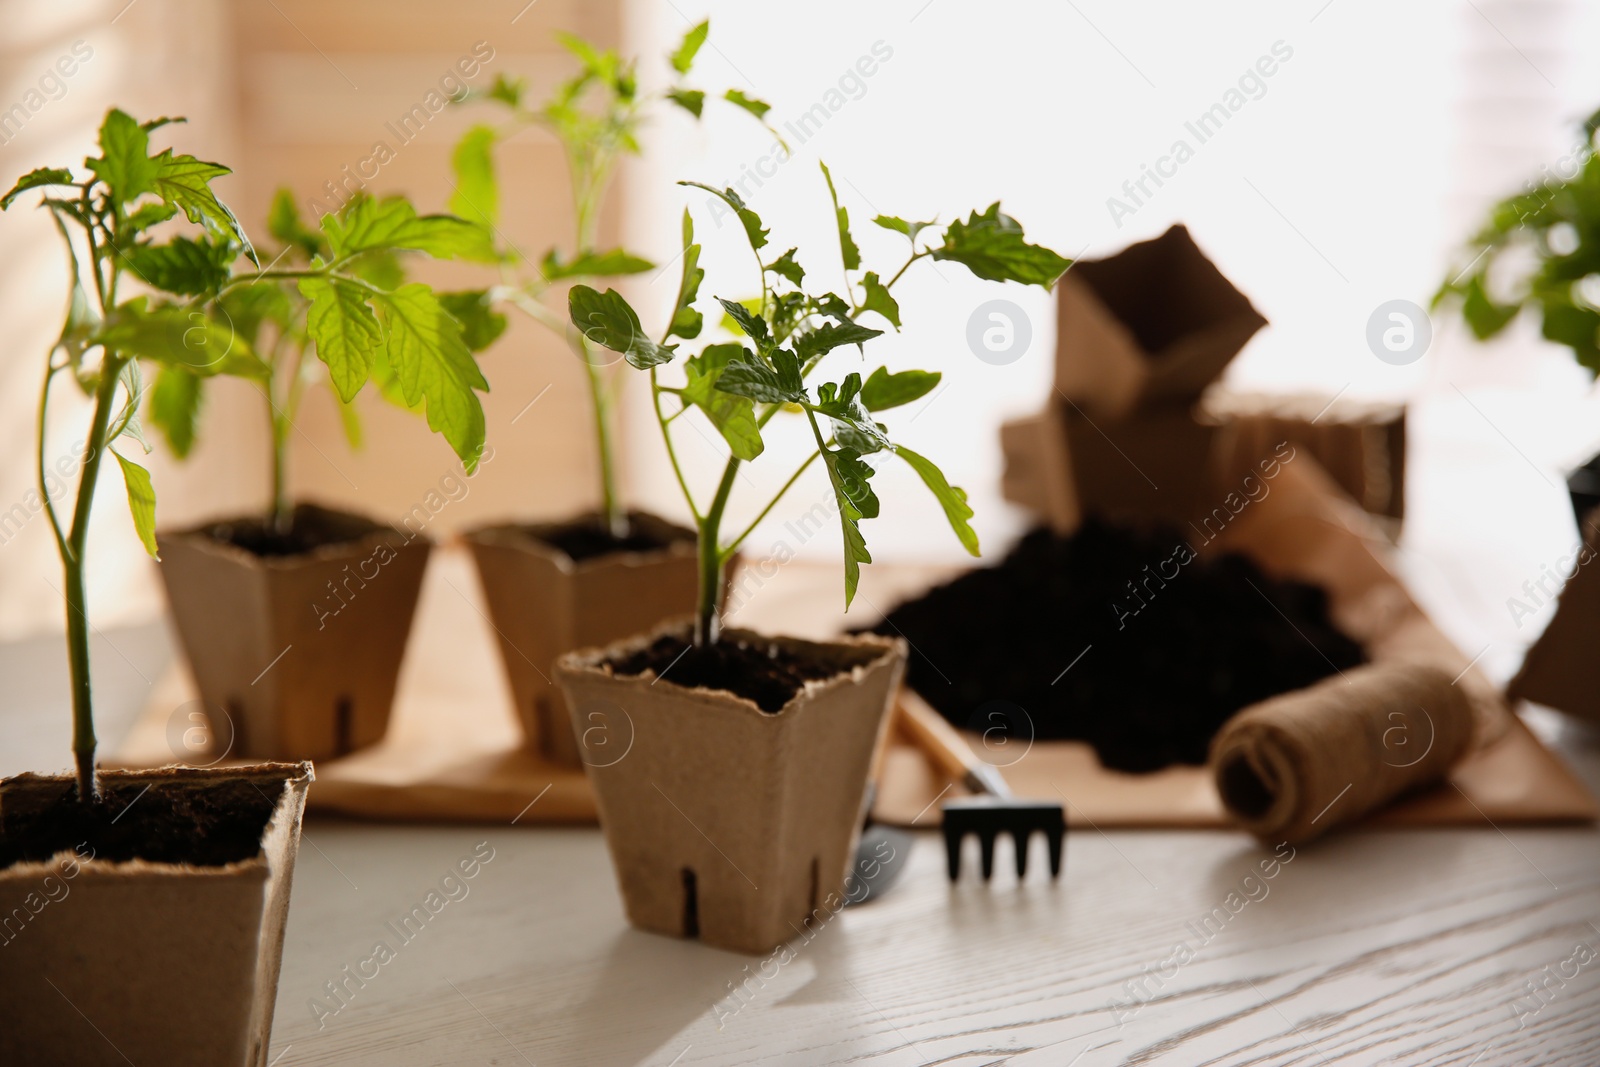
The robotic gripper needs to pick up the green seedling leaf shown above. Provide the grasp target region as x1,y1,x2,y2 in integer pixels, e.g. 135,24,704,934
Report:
450,125,499,231
219,282,294,350
120,236,233,296
540,247,654,280
124,201,178,234
486,73,526,109
683,343,764,460
713,349,802,404
667,89,705,118
438,289,508,352
765,248,805,287
812,373,889,454
2,167,74,210
149,365,202,458
932,202,1071,288
679,181,768,252
268,187,323,258
568,285,677,368
375,284,490,471
322,195,494,262
724,89,771,120
873,215,935,245
337,396,364,449
87,109,157,203
671,20,709,74
670,209,705,340
112,450,159,558
819,161,860,272
860,366,939,411
1460,274,1519,340
97,300,267,379
794,320,882,361
150,151,256,266
717,295,770,347
817,441,878,607
301,276,383,401
859,271,900,328
895,444,978,556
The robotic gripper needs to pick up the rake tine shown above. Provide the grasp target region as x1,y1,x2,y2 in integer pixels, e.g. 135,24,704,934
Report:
978,830,996,881
945,828,962,881
1013,828,1031,878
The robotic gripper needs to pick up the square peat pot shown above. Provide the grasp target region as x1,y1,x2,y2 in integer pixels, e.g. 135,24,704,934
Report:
0,762,313,1066
556,624,906,955
1056,224,1266,419
464,512,706,767
157,503,431,763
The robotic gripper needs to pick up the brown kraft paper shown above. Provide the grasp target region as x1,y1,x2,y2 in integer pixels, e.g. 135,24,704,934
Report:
1211,663,1477,845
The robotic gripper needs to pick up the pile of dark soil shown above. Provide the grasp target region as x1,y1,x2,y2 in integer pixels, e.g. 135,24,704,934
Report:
609,634,843,712
870,521,1365,772
0,777,281,869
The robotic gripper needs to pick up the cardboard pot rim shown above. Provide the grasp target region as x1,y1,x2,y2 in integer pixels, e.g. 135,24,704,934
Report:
461,509,698,576
555,617,906,718
0,761,314,879
156,500,427,572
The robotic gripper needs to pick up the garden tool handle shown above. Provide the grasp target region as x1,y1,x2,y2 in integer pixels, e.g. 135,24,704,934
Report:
897,691,1014,799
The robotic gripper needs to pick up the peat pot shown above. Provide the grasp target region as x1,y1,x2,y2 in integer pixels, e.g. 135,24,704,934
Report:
464,511,708,766
0,762,313,1066
158,503,431,762
556,622,906,954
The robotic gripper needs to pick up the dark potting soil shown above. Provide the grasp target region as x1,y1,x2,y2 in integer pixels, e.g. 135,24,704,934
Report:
206,506,379,557
870,520,1366,773
608,635,843,712
0,776,281,870
527,514,691,563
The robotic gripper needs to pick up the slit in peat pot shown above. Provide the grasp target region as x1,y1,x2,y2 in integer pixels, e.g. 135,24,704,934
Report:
334,696,353,757
682,867,699,939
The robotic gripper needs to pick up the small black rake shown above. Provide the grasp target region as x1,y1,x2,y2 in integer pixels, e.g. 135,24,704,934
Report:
899,693,1066,882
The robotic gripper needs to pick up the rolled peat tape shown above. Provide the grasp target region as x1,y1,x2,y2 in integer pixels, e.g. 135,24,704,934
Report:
1210,662,1475,844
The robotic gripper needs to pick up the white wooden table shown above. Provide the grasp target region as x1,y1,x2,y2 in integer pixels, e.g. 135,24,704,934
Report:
3,621,1598,1066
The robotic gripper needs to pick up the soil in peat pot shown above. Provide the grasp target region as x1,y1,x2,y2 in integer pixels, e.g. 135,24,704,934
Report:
204,506,382,558
608,635,846,713
0,777,282,869
869,520,1366,773
530,515,690,563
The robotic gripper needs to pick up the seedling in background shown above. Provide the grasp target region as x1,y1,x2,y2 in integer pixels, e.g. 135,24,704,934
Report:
449,21,774,538
1436,105,1600,372
148,187,505,530
569,162,1072,645
4,109,494,801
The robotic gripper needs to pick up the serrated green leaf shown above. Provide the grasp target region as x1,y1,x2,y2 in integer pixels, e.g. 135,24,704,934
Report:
300,276,383,401
149,151,257,266
268,187,323,258
87,109,157,203
816,441,877,607
540,247,654,280
438,289,508,352
567,284,676,368
667,88,705,118
724,89,771,120
683,343,763,460
112,450,159,559
375,284,490,470
860,366,939,411
679,181,768,252
119,236,233,296
932,202,1070,288
486,73,526,109
322,195,494,262
149,365,202,458
219,282,293,349
714,351,801,404
872,215,935,244
765,248,805,287
2,167,74,210
670,209,705,341
819,161,860,272
97,300,267,379
349,250,406,291
717,295,770,346
895,444,978,556
671,20,709,74
794,320,882,361
141,116,185,132
859,271,900,329
124,201,178,233
450,125,499,231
